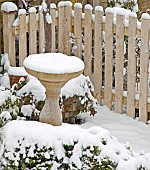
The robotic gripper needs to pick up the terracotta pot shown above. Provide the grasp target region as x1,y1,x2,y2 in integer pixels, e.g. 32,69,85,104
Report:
9,75,27,87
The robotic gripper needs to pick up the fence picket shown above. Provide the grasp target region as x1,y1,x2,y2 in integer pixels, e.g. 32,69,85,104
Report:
38,9,45,53
29,9,37,55
94,7,103,105
64,3,72,56
127,14,137,118
84,5,92,77
58,4,65,53
3,12,16,66
115,13,125,113
104,9,113,109
50,4,56,53
19,11,27,66
139,15,150,122
74,3,82,59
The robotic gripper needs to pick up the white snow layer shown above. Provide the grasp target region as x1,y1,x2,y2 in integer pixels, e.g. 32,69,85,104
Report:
105,7,136,20
142,13,150,20
23,53,84,74
105,7,113,14
28,7,36,14
58,1,66,7
1,53,10,71
74,3,82,9
85,4,93,11
0,111,12,121
1,120,150,169
61,74,94,98
17,75,46,101
18,9,26,15
8,67,28,76
1,2,17,13
95,6,103,12
21,105,33,117
46,13,52,24
50,3,56,9
65,1,72,7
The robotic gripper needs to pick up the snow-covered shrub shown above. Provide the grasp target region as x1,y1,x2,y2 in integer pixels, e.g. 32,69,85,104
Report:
0,111,12,127
61,75,98,123
1,120,150,169
107,0,139,13
0,120,134,169
0,74,46,125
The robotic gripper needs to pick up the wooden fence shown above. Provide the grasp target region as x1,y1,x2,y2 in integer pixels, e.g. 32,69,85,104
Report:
2,2,150,123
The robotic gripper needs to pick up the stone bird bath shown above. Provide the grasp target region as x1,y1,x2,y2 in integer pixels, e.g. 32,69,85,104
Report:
24,53,84,126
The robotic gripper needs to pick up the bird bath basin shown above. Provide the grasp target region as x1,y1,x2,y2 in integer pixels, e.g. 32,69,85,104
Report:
24,53,84,126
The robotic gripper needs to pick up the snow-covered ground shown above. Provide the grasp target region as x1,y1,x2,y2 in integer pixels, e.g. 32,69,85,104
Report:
79,105,150,154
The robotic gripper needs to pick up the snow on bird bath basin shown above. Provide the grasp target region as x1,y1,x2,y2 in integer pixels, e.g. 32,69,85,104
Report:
23,53,84,126
23,53,84,74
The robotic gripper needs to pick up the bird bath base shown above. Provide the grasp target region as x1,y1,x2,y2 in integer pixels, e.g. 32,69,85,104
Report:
25,69,83,126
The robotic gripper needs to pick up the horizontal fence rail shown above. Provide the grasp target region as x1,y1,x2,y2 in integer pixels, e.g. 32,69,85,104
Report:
2,2,150,123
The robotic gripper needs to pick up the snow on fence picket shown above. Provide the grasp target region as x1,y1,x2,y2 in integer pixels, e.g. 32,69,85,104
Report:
1,2,150,122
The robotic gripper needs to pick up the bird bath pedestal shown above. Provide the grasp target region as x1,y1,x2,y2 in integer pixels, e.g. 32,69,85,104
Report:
24,53,84,126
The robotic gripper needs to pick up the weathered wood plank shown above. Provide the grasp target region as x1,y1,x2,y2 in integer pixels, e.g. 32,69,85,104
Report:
64,3,72,55
104,9,113,109
115,13,125,113
29,8,37,55
58,4,65,53
74,3,82,59
84,5,92,77
94,7,103,105
38,10,45,53
3,12,16,66
139,15,150,122
50,4,56,53
19,10,27,66
127,14,137,118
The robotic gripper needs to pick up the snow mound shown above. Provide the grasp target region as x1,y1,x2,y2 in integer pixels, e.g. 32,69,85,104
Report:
0,120,133,169
1,2,17,13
